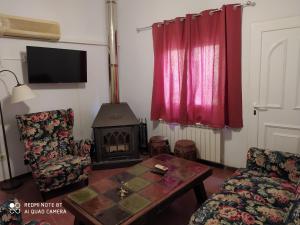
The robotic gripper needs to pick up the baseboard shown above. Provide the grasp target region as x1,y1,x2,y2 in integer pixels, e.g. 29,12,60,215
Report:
167,151,237,170
197,158,237,171
197,158,224,168
0,172,32,184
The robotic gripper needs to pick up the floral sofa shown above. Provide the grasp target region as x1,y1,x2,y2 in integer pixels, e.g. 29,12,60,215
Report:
189,147,300,225
16,109,92,198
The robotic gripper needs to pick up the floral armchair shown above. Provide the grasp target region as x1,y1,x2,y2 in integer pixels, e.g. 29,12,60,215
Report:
16,109,92,197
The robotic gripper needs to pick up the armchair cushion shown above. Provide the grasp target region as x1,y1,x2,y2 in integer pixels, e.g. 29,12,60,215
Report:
17,109,75,165
72,139,93,157
33,155,91,192
16,109,73,141
23,138,61,165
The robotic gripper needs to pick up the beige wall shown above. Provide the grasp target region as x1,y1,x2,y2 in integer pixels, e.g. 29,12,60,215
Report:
118,0,300,168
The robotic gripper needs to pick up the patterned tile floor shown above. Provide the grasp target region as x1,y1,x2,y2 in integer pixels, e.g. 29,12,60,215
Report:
0,165,235,225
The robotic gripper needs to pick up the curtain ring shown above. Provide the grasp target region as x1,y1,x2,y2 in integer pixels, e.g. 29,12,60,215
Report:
157,23,162,27
209,8,222,16
233,4,241,10
192,13,202,19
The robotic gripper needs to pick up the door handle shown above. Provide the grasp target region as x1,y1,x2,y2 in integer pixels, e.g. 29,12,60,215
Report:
253,103,268,111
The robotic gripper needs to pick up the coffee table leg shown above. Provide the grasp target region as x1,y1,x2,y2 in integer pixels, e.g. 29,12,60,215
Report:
193,181,207,204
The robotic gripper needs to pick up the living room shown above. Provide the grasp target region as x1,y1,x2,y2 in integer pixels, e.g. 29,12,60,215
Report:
0,0,299,225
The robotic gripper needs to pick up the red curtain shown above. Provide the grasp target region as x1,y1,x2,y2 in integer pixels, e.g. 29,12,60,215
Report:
151,5,243,128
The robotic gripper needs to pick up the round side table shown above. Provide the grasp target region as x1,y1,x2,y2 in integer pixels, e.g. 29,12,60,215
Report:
174,139,197,161
148,135,171,156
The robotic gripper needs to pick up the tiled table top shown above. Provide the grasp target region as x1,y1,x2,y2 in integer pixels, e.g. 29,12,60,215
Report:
64,154,211,225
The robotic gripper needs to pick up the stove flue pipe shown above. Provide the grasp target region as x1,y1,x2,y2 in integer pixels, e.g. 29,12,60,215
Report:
107,0,119,103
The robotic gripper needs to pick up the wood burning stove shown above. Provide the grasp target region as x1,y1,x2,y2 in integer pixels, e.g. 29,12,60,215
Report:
92,1,142,169
92,103,142,169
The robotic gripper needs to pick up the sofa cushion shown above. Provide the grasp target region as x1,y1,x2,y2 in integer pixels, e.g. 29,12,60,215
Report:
222,169,297,210
24,137,72,164
189,192,288,225
247,147,300,184
285,200,300,225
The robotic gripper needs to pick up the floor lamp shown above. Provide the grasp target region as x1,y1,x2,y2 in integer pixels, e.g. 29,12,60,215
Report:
0,69,36,190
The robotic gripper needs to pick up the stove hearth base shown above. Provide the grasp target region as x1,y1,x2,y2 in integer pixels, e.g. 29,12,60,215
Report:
92,158,143,170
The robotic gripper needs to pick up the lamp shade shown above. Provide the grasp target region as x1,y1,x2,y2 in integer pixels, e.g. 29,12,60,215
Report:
11,84,36,104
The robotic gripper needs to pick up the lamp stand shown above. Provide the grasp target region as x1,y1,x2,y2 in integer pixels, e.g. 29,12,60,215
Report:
0,102,22,190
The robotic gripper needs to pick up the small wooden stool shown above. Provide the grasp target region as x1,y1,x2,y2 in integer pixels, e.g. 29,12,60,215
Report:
148,136,171,156
174,139,197,161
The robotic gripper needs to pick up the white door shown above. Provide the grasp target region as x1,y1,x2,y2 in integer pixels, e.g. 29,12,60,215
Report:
249,16,300,154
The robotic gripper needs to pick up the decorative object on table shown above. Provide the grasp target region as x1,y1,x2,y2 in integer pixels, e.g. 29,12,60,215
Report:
174,139,197,161
189,147,300,225
138,118,148,154
148,135,170,156
0,13,60,41
0,69,36,190
118,181,129,199
150,168,166,176
154,164,168,172
150,164,168,176
16,108,93,200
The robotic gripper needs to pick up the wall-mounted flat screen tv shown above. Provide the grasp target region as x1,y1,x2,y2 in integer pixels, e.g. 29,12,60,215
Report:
27,46,87,83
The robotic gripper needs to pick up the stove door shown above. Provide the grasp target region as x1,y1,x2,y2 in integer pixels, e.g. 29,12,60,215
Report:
94,126,139,162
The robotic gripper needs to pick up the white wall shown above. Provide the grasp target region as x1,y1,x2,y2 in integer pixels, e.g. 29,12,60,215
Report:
1,0,299,180
0,0,109,180
118,0,300,168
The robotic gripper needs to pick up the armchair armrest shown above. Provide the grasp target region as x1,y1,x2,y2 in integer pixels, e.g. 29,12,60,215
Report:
246,147,300,184
72,139,93,157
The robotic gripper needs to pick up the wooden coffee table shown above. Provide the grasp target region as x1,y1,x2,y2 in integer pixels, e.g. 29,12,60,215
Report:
63,154,212,225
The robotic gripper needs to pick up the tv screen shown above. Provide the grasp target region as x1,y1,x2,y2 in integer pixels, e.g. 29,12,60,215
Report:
26,46,87,83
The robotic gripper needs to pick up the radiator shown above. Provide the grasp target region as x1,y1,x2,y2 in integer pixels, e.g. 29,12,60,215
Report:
152,122,223,163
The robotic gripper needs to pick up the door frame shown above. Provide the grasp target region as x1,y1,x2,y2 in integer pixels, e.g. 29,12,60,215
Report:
247,16,300,149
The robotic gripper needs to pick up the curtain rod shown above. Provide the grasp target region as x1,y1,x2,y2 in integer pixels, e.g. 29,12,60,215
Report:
136,1,256,32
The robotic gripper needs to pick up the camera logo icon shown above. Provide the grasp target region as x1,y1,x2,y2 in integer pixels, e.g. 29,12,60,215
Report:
9,202,21,214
